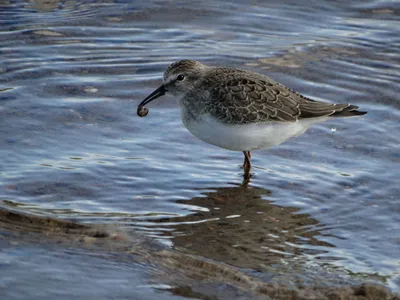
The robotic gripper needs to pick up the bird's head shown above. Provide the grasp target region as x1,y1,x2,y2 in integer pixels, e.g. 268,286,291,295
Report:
137,60,207,116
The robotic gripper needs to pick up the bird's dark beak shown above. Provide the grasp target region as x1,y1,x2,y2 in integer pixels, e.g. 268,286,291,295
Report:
137,85,166,117
139,85,166,107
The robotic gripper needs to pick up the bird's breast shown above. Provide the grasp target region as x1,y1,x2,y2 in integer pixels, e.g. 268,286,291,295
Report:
179,111,314,151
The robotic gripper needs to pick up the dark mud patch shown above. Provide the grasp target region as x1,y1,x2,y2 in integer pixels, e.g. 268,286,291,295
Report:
1,206,398,300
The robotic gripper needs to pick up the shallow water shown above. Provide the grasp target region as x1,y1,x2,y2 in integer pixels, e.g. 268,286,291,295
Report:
1,0,399,298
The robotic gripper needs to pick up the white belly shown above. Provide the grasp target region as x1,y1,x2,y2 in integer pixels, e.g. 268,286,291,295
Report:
181,112,320,151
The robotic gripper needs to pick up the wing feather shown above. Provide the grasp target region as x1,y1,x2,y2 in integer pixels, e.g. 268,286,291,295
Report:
203,68,365,124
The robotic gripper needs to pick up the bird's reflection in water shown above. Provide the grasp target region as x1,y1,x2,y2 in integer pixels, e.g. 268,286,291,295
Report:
152,186,335,270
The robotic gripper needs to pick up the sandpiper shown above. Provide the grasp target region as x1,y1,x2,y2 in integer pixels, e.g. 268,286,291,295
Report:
137,60,366,178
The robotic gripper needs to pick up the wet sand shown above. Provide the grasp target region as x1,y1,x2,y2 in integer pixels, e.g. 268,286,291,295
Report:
1,204,398,300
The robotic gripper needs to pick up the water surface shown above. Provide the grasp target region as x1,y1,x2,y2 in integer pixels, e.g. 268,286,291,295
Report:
1,0,399,298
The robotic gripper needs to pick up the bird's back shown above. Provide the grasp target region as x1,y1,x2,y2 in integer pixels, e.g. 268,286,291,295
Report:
196,67,366,124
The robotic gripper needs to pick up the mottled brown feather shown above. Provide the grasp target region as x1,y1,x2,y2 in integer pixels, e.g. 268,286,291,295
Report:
200,67,366,124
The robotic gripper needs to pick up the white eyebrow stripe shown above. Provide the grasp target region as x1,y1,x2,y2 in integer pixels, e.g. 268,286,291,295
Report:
163,76,176,85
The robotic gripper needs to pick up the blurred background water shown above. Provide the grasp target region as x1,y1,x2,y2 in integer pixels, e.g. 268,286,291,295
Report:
0,0,399,299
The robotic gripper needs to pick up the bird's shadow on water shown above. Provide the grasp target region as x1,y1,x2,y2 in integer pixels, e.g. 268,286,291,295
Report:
238,165,267,188
241,176,250,187
148,184,336,271
240,170,258,187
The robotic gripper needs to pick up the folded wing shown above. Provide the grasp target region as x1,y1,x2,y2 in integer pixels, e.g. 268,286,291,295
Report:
205,69,366,124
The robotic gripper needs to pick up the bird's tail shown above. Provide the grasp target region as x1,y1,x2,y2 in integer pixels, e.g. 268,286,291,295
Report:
329,104,367,117
299,102,367,119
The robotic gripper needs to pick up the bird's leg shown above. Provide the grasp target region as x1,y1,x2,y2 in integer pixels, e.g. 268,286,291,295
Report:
242,151,250,168
242,151,252,178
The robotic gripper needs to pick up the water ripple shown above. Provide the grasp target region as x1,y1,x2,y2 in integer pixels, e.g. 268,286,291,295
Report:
1,0,399,296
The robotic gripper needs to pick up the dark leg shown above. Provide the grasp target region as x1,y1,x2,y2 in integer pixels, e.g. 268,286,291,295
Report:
242,151,251,177
242,151,251,168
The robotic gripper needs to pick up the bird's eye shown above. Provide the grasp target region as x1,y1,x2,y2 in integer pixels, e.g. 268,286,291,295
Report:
177,74,185,81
